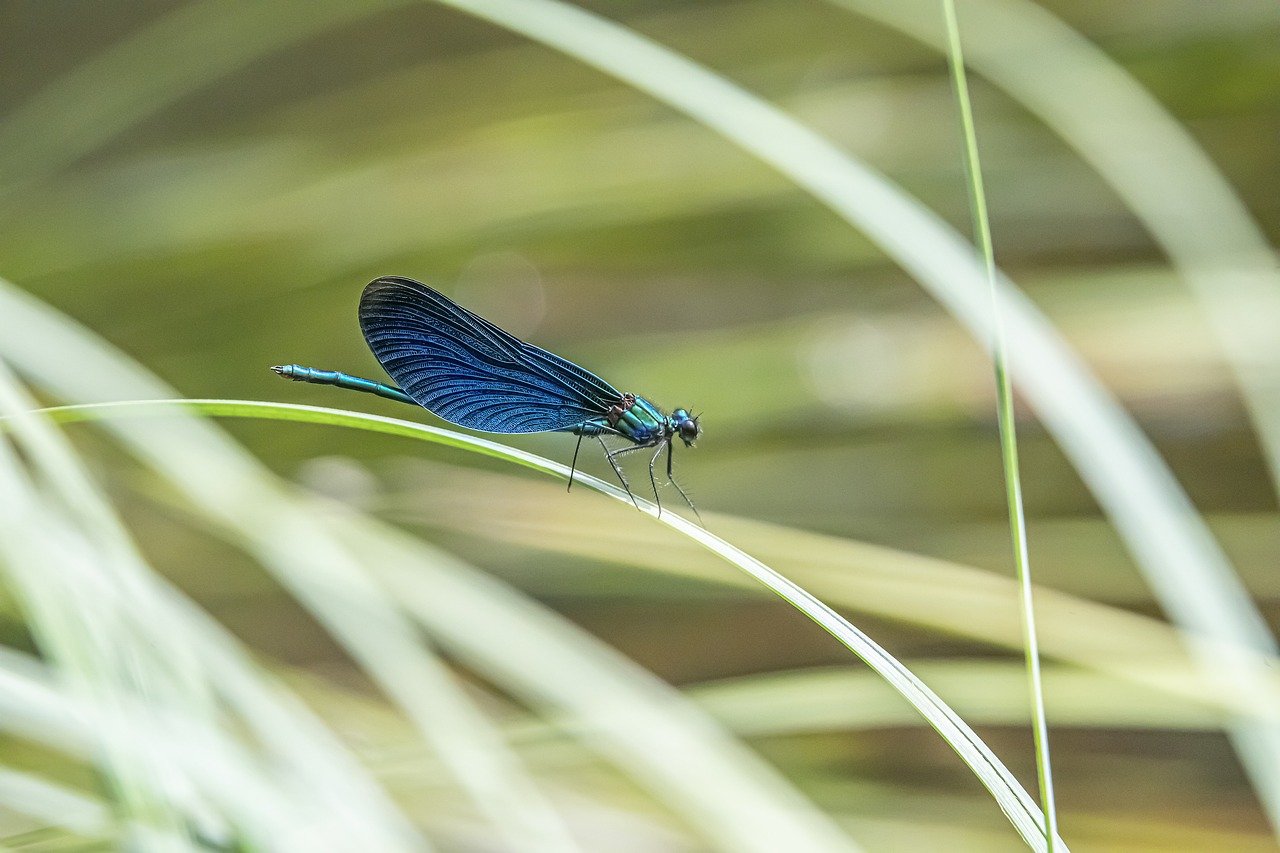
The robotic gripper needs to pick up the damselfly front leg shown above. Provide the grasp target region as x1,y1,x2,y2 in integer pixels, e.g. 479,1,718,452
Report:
605,439,667,511
666,441,703,525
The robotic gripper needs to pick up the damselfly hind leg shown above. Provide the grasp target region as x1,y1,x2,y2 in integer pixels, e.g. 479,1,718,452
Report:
647,442,666,518
667,441,703,526
599,436,640,510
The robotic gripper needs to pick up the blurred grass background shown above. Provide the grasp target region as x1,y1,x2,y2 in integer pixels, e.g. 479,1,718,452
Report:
1,1,1278,850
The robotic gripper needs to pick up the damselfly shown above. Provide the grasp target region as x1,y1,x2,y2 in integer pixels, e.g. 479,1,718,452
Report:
273,276,702,520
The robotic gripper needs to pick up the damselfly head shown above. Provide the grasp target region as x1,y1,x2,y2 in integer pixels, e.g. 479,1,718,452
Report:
672,408,701,447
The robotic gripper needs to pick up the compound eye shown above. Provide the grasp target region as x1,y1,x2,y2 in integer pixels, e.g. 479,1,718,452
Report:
680,418,700,441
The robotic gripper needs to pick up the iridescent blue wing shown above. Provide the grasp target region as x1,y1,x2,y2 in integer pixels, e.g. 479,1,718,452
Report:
359,276,623,433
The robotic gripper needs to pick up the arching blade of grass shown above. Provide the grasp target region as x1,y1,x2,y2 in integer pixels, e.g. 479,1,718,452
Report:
0,407,193,845
0,370,435,849
21,396,1064,853
426,0,1280,832
379,465,1280,724
0,283,861,853
0,307,558,844
0,647,327,847
4,6,1268,824
941,0,1056,845
2,387,576,849
614,662,1225,739
329,511,866,853
834,0,1280,502
0,361,424,848
0,767,111,842
0,0,405,199
836,0,1280,832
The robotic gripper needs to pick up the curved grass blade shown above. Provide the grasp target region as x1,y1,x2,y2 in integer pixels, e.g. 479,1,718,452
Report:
0,0,405,199
0,363,426,848
0,346,574,847
833,0,1280,500
0,648,322,847
0,367,205,845
831,0,1280,831
639,663,1224,739
0,281,862,853
376,465,1280,723
423,0,1280,834
331,508,862,853
0,312,555,845
21,396,1066,852
0,767,111,841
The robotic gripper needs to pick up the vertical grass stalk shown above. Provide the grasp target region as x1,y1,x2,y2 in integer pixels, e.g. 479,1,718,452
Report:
942,1,1058,846
418,17,1279,824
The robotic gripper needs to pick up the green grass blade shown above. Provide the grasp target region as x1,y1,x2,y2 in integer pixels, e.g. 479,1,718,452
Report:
941,0,1057,845
0,649,318,846
0,281,862,851
0,0,397,197
832,0,1280,831
332,512,864,853
0,352,572,846
689,662,1222,736
423,0,1280,835
0,366,427,847
834,0,1280,502
379,466,1280,723
20,395,1064,852
0,369,197,845
498,662,1224,753
0,767,110,840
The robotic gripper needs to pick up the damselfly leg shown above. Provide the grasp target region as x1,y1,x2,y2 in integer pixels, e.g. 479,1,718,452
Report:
598,438,702,523
599,436,641,510
647,443,666,518
567,431,586,492
666,441,703,525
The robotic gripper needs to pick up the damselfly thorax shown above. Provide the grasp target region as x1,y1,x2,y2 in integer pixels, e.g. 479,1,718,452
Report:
565,391,702,519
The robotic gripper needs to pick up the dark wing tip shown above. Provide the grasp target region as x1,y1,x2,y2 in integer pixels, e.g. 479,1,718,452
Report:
362,275,430,302
367,274,423,286
360,276,437,327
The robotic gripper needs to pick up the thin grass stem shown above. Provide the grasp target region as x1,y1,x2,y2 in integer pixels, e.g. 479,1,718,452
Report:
17,397,1067,852
941,1,1057,846
420,0,1280,833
